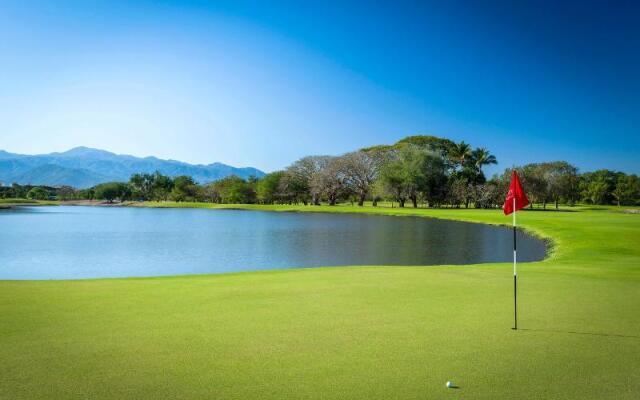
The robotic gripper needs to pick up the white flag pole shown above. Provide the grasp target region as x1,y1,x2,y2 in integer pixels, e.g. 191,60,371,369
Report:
512,196,518,330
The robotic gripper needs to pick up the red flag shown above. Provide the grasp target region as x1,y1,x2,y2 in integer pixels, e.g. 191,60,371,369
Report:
503,170,529,215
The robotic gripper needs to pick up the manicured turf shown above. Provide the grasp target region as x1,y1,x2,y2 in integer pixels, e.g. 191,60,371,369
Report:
1,204,639,399
0,198,58,207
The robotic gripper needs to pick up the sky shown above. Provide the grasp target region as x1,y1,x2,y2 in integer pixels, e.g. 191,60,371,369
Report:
1,0,638,175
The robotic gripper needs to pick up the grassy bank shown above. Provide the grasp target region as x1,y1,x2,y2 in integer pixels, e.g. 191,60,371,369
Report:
1,204,639,399
0,198,59,207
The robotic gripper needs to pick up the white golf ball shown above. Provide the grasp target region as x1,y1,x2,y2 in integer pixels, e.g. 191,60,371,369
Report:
446,381,454,388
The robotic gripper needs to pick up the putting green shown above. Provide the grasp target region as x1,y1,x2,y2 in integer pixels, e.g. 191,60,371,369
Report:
1,204,639,399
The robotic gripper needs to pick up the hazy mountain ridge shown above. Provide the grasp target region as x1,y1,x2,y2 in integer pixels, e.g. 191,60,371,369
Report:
0,147,265,188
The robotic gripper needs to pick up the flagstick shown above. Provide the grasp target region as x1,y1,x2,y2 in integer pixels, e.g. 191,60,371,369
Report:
512,197,518,330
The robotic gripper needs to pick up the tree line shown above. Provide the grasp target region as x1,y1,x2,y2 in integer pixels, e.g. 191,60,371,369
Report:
1,136,638,207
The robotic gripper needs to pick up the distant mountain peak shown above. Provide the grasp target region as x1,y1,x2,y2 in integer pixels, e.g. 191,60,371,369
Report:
66,146,97,152
52,146,116,158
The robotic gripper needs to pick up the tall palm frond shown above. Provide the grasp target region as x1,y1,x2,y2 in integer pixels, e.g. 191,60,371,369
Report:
450,141,473,167
472,147,497,170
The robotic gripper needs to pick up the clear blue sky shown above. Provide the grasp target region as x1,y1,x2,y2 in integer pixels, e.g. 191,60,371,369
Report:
1,0,638,174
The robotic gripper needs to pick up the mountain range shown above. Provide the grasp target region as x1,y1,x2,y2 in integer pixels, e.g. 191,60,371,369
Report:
0,147,265,188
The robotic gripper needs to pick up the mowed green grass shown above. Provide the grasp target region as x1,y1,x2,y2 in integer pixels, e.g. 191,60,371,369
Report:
1,204,639,399
0,198,58,207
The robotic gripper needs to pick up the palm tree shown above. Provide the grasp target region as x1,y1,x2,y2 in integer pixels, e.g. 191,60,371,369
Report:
450,141,473,168
471,147,497,172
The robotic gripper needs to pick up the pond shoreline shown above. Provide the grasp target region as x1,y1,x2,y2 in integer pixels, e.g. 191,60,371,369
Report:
5,199,555,263
0,205,547,280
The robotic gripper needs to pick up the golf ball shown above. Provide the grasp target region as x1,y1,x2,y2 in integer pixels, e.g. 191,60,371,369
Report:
446,381,454,388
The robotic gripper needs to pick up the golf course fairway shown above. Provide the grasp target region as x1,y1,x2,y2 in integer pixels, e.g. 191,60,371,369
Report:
1,204,639,399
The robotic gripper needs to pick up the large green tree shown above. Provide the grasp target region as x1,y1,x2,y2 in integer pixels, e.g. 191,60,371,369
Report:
170,176,198,202
310,157,345,206
151,172,174,201
26,187,50,201
283,156,330,205
94,182,130,203
579,170,619,205
612,175,640,206
544,161,579,208
256,171,285,204
213,176,256,204
129,173,155,201
611,175,640,206
378,145,446,208
339,151,382,206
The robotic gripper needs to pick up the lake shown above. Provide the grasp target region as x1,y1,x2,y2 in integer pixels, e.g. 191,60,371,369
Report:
0,206,546,279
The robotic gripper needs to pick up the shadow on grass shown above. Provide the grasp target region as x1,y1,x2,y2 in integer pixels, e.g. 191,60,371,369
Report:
519,328,640,339
521,208,577,212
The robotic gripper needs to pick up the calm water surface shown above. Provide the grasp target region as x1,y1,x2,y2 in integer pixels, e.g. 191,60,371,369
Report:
0,206,546,279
